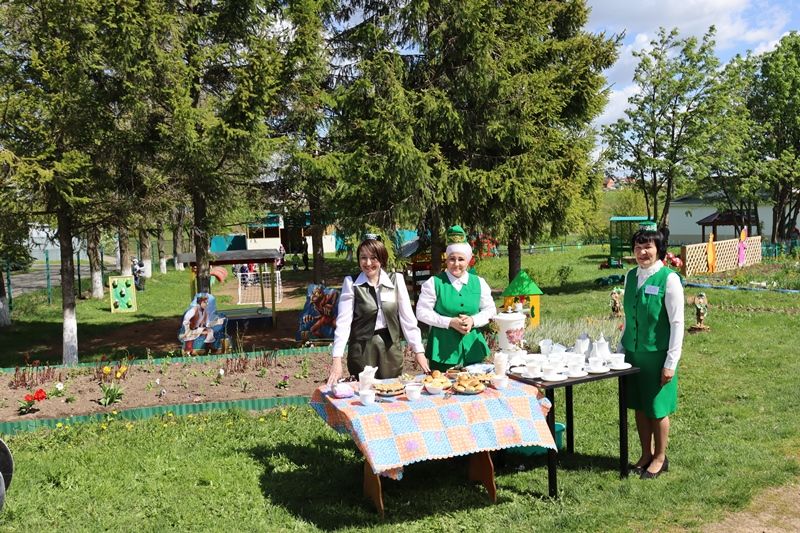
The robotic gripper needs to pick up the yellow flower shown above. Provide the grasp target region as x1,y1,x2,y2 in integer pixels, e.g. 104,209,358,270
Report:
125,423,133,430
187,414,194,419
56,422,63,428
102,366,111,375
111,410,118,415
100,424,107,430
167,412,174,417
258,417,265,422
115,371,122,379
119,365,128,373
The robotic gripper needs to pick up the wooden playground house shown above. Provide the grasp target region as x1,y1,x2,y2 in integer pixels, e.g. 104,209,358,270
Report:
501,270,544,327
608,216,653,267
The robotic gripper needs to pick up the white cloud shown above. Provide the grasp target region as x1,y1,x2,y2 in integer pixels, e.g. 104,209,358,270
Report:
588,0,796,128
597,84,640,128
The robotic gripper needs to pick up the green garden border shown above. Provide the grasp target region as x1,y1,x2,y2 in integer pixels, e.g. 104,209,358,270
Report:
0,395,310,436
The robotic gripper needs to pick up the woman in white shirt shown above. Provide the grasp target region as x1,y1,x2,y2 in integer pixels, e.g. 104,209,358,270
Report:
326,238,428,386
619,222,684,479
415,225,497,371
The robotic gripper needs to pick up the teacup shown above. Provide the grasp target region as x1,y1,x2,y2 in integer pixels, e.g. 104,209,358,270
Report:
491,375,509,390
494,352,509,376
588,356,604,371
359,389,376,405
405,383,422,401
568,353,585,366
608,353,625,368
525,362,541,377
541,362,559,377
567,362,584,376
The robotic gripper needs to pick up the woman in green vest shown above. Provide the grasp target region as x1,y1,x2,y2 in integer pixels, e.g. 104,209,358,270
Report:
619,222,684,479
416,225,497,371
326,237,428,386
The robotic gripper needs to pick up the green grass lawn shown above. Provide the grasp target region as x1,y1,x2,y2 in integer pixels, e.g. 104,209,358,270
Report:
2,246,799,530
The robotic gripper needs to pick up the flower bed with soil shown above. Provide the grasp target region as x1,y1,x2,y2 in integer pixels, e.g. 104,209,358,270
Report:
0,351,423,427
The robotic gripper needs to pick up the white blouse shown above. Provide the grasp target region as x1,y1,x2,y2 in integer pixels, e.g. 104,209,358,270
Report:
619,260,685,370
331,270,424,358
416,271,497,329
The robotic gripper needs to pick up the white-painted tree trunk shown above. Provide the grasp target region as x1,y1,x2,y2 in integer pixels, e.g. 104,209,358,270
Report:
143,258,153,278
0,296,10,327
62,308,78,365
159,257,167,274
92,270,103,298
59,210,79,365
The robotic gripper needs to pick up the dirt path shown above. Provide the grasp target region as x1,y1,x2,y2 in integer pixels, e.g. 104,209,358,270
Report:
702,483,800,532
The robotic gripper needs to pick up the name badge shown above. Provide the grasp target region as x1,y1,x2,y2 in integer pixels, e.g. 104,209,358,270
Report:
644,285,660,296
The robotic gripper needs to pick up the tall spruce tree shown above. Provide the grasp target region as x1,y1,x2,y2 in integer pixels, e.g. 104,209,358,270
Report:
273,0,339,283
0,0,146,362
333,1,617,278
158,0,283,292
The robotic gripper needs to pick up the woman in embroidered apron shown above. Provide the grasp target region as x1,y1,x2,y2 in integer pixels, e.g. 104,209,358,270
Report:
620,222,684,479
416,225,497,372
326,237,428,386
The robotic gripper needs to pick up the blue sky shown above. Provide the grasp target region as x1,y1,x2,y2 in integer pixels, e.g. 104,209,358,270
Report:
586,0,800,126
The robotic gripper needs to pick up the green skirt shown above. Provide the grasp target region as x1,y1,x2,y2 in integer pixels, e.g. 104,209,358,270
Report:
625,349,678,418
346,330,403,380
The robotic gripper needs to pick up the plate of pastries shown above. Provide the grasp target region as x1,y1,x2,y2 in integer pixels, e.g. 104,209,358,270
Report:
421,370,453,390
452,373,487,394
372,380,405,396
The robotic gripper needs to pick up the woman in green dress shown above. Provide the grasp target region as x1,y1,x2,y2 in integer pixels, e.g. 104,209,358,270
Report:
620,222,684,479
416,225,497,371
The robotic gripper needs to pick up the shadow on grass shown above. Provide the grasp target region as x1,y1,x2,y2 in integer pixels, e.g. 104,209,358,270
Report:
541,280,610,296
247,438,504,528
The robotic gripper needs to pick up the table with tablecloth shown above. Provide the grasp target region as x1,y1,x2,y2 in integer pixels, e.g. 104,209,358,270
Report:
311,380,554,515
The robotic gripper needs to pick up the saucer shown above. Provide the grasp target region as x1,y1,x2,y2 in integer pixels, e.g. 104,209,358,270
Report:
588,366,609,374
521,371,542,379
609,362,632,370
567,370,588,378
541,373,567,382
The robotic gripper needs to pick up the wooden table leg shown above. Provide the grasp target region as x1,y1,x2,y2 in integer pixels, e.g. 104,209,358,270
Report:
363,461,384,518
468,451,497,503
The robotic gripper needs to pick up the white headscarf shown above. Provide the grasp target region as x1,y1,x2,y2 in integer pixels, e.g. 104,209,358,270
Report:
446,243,472,262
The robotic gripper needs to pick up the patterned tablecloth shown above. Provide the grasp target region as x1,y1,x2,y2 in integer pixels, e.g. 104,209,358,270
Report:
311,380,555,479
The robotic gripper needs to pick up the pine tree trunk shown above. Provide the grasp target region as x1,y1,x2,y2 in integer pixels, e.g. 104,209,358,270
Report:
157,221,168,274
0,271,10,327
87,226,104,299
173,207,186,271
58,209,79,365
507,230,522,283
430,207,443,273
119,228,132,275
139,226,153,278
192,190,211,292
309,197,325,284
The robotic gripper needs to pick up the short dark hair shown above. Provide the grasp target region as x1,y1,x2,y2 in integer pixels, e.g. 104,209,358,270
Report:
631,228,667,260
357,239,388,266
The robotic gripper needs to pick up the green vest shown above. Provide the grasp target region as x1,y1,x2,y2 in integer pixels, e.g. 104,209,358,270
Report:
348,273,401,345
426,272,490,367
621,266,673,353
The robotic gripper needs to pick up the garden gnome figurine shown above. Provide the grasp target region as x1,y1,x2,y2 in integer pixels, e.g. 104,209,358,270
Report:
690,292,710,332
610,287,624,318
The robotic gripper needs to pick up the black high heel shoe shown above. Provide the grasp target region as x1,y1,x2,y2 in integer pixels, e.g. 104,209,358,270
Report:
640,456,669,479
629,461,650,476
